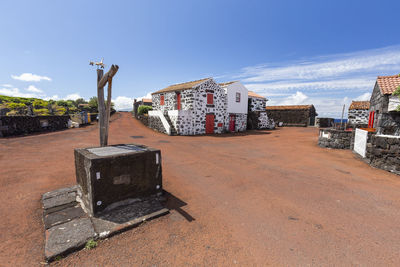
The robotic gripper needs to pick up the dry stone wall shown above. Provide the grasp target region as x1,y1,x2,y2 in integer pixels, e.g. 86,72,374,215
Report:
366,135,400,174
318,129,353,149
148,115,167,134
0,115,69,137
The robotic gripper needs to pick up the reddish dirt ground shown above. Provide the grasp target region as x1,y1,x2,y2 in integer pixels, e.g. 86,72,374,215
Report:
1,112,400,266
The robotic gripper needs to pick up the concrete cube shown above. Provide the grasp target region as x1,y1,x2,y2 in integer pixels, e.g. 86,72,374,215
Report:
74,144,162,216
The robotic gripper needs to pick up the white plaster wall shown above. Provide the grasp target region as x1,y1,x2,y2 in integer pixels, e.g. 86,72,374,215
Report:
224,82,248,114
354,128,368,158
388,95,400,112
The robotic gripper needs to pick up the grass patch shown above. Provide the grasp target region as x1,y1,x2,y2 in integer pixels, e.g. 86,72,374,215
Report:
85,239,98,250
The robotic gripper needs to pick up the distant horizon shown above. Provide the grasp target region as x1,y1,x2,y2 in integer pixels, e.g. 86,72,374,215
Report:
1,0,399,117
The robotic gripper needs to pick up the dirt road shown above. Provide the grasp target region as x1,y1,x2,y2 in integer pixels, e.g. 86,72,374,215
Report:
1,112,400,266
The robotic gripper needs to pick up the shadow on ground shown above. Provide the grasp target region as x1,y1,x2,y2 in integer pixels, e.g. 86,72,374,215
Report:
163,190,195,222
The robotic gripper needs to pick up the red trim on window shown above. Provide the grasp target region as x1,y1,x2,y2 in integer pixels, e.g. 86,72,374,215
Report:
160,95,165,105
207,93,213,104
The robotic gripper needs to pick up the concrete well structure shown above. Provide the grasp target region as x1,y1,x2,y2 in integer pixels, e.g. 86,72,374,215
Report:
74,144,162,216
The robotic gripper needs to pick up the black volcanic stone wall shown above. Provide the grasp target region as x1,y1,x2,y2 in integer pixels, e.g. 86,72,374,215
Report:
148,116,167,134
365,135,400,175
318,129,353,149
266,109,315,126
316,118,334,128
0,115,69,137
137,115,149,126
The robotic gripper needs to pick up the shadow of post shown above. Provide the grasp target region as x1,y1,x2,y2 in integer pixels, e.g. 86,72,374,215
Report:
163,190,195,222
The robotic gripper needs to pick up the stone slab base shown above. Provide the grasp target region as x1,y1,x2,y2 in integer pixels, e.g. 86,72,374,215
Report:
42,185,169,262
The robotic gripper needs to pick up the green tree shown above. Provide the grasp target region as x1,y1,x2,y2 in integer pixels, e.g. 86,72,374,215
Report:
137,105,152,115
89,96,98,108
75,98,87,106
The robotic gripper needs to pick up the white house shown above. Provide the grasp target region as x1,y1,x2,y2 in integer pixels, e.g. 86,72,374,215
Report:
219,81,248,132
149,78,227,135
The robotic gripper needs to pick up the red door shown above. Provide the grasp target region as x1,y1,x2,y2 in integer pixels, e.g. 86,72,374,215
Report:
229,115,235,132
368,111,375,128
177,93,181,110
205,114,214,134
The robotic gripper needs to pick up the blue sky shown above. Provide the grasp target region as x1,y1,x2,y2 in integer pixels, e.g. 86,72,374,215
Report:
1,0,400,117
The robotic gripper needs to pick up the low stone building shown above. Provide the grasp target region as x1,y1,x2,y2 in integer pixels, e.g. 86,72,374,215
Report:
369,75,400,135
348,101,370,125
247,91,274,129
133,98,152,117
265,105,317,127
150,78,226,135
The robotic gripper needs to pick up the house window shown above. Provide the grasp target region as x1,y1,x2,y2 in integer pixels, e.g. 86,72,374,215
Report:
160,95,165,105
207,93,213,105
236,92,241,102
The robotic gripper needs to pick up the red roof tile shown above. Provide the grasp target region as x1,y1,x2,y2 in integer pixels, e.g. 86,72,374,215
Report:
376,75,400,95
349,101,370,110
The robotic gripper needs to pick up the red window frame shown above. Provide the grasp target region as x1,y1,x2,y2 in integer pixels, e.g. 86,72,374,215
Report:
160,95,165,105
207,93,213,105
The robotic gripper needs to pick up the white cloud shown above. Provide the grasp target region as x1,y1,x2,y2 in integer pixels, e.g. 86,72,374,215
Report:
26,85,43,93
113,96,134,111
65,93,83,100
245,78,374,92
0,87,41,98
277,91,308,105
224,45,400,118
44,95,60,101
1,84,13,88
11,73,52,82
239,46,400,83
354,92,372,101
136,92,152,101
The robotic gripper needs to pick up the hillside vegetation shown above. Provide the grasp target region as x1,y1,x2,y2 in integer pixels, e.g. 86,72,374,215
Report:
0,95,114,116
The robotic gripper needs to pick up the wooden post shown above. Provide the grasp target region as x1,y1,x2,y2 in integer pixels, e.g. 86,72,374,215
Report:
97,69,106,146
96,64,119,147
104,77,112,145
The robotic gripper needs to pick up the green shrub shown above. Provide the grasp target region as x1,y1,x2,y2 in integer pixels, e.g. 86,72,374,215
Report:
7,102,26,109
54,107,67,115
33,108,50,115
32,99,48,109
137,105,152,115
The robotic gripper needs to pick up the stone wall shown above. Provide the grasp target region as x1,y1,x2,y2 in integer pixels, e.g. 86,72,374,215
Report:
316,117,334,128
248,97,266,112
246,111,274,130
365,135,400,175
0,115,70,137
148,115,167,134
348,109,369,125
369,83,400,135
137,114,149,126
318,129,353,149
266,108,316,127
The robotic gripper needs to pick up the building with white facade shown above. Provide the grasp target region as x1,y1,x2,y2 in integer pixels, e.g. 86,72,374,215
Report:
149,78,226,135
219,81,248,132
